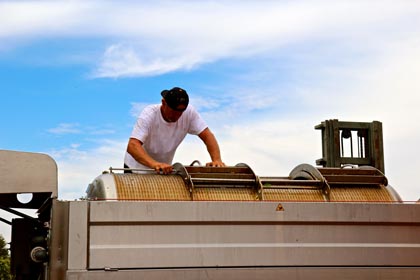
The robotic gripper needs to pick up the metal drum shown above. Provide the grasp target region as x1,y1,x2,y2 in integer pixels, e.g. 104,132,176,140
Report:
86,163,400,202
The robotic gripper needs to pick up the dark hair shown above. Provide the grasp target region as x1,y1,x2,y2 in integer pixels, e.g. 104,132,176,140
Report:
161,87,189,111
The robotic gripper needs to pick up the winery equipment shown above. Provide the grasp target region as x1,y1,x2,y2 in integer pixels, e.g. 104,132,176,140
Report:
1,120,419,280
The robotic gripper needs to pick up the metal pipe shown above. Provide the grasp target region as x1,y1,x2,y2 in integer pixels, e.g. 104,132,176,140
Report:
263,185,323,190
109,167,176,174
260,178,322,185
0,205,39,223
0,216,11,225
191,178,256,185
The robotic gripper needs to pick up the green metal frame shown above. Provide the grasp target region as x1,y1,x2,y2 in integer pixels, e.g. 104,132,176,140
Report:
315,119,385,173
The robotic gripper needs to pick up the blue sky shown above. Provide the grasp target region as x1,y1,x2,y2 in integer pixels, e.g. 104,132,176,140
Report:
1,1,420,240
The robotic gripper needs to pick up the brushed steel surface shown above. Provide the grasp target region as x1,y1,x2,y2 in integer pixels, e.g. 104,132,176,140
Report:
65,267,420,280
0,150,57,208
49,200,69,280
48,200,420,279
89,201,420,223
67,202,88,270
0,149,57,195
83,201,420,269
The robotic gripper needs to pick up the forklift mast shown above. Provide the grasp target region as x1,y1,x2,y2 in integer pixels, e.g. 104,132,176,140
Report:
315,119,385,173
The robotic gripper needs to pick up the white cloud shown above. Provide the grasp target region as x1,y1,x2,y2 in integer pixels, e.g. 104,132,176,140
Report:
93,43,203,78
47,139,126,200
91,1,420,77
47,123,117,136
47,123,81,135
1,1,419,77
0,1,95,37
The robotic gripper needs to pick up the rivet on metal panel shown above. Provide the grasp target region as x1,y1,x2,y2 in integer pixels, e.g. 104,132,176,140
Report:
276,203,285,211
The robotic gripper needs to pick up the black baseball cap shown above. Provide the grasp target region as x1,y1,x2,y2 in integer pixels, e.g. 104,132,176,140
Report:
161,87,189,111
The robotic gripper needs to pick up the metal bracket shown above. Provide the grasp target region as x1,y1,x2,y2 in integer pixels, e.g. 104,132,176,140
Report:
173,162,194,200
235,163,262,200
289,163,331,201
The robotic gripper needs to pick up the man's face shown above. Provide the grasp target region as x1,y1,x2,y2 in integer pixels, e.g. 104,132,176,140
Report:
161,100,187,122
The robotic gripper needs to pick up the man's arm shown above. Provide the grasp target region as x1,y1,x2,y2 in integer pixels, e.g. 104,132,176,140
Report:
126,138,173,174
198,128,226,167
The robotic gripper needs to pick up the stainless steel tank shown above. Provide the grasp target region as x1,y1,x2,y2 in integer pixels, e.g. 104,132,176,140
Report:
86,163,401,202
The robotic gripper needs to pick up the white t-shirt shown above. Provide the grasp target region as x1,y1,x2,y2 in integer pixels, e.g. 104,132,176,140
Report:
124,104,207,170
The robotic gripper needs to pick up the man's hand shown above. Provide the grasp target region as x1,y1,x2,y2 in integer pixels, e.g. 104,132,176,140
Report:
199,128,225,168
206,160,226,167
153,163,173,174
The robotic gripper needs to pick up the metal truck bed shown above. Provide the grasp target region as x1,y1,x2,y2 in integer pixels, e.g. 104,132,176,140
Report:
49,200,420,279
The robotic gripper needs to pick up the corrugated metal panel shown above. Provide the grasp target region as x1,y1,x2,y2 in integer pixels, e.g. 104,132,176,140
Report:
330,186,394,202
193,188,257,201
113,174,190,200
110,174,396,202
264,188,325,201
97,166,399,202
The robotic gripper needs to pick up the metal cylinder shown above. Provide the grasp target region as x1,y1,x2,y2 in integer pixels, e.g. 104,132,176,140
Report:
30,246,48,263
86,164,401,202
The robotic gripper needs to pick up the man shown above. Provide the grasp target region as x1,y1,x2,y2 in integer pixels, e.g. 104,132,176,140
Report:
124,87,225,174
